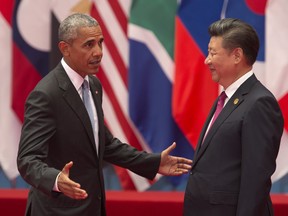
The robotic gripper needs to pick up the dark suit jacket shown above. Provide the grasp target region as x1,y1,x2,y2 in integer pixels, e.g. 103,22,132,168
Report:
17,63,161,216
183,74,284,216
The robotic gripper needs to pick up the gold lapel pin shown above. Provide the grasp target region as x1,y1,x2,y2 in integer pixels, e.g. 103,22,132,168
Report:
234,98,239,105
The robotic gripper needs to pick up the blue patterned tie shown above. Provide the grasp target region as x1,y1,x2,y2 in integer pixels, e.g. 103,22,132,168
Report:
82,80,94,130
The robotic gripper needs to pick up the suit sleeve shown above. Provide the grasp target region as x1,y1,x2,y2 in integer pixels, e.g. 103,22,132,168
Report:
91,75,161,180
17,90,60,196
236,96,284,215
103,126,161,180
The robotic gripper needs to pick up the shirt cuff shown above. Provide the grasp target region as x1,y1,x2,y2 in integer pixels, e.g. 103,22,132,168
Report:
53,172,61,192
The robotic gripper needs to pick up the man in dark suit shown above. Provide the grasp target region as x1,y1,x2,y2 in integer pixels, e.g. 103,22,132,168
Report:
183,18,284,216
17,13,192,216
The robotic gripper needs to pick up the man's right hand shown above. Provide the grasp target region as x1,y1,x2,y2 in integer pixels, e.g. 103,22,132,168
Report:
57,161,88,200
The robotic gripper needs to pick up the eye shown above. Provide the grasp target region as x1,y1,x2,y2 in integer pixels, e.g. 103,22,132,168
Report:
209,50,216,57
84,41,94,48
98,39,104,48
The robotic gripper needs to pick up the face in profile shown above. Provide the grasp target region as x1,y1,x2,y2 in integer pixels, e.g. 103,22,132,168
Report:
204,36,236,88
60,25,104,78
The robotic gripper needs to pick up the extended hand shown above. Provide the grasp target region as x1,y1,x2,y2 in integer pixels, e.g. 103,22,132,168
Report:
58,161,88,200
158,142,192,176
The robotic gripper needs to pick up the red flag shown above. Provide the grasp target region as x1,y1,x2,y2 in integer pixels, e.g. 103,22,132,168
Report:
173,17,218,149
0,0,21,179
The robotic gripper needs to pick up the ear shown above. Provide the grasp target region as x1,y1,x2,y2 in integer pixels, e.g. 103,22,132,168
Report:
233,47,243,64
58,41,70,57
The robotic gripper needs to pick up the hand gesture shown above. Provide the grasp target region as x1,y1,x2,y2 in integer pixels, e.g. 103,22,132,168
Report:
57,161,88,200
158,142,192,176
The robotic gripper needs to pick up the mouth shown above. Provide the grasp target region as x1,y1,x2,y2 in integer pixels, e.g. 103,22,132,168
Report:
89,59,101,66
209,67,215,73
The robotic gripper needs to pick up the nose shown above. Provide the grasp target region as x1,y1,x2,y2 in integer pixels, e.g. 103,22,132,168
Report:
93,44,103,57
204,55,211,65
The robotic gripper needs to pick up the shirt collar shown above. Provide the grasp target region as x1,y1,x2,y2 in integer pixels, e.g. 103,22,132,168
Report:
61,58,88,91
224,70,253,100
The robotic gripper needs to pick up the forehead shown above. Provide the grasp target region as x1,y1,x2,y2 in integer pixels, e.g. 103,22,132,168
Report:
208,36,223,49
76,25,103,40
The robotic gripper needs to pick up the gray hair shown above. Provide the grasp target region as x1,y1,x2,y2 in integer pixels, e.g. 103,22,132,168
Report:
58,13,99,43
208,18,259,66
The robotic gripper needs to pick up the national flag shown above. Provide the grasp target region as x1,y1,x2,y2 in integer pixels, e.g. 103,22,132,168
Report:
265,0,288,182
128,0,194,187
0,0,21,180
173,0,220,149
90,0,155,190
12,0,48,121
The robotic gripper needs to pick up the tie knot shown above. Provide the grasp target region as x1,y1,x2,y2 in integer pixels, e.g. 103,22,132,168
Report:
82,79,89,89
218,91,227,106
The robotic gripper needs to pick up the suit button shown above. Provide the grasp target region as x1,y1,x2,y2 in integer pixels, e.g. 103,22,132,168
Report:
98,195,101,200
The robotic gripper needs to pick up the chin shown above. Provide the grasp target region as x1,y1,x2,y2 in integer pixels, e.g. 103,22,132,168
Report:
89,69,99,75
211,75,219,83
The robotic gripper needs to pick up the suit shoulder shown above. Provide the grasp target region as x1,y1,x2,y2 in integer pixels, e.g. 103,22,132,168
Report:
89,75,102,90
245,81,283,120
250,81,277,100
31,65,66,98
34,71,57,91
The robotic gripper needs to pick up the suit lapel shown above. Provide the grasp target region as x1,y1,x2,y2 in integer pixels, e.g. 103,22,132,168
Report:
194,100,217,156
196,95,244,157
89,76,104,158
193,74,258,166
54,64,96,149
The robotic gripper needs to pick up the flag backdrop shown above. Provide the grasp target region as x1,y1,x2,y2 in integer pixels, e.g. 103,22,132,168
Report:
0,0,287,192
0,0,21,180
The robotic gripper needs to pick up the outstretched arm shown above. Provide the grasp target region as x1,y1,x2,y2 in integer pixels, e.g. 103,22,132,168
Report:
158,142,192,176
